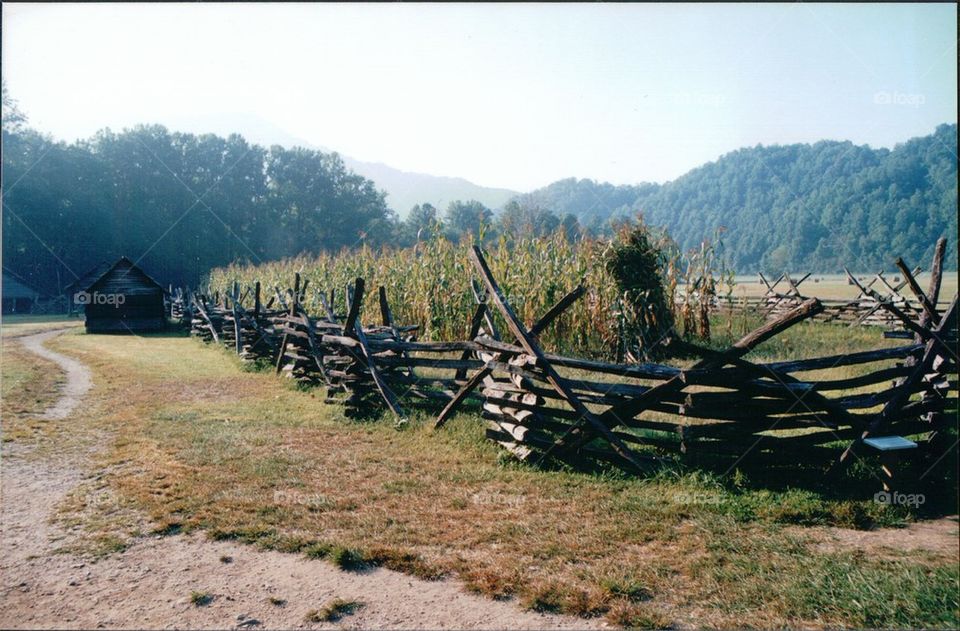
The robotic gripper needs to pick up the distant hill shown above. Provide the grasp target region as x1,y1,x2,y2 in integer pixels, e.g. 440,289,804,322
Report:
336,156,517,216
510,124,958,272
164,112,517,216
510,178,660,229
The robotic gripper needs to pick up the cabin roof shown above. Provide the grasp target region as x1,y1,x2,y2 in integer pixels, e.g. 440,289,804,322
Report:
65,261,115,294
86,257,165,296
2,272,40,300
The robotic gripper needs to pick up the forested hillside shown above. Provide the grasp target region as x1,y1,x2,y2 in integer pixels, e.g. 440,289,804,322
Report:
511,124,958,271
163,112,519,215
339,157,518,215
511,178,659,232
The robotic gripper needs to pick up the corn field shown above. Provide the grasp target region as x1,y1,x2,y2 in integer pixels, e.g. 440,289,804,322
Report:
207,228,728,358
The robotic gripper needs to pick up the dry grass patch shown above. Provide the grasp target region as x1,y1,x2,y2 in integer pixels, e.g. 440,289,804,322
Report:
606,601,673,629
1,337,65,437
54,471,144,558
190,590,214,607
729,272,957,302
305,598,364,623
35,330,959,628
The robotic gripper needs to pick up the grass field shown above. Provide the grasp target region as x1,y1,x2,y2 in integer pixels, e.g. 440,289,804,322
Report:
730,272,958,301
0,316,78,429
1,336,64,422
0,313,81,337
3,321,957,628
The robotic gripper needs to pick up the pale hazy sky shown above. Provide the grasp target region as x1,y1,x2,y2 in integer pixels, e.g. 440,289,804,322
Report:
2,2,956,191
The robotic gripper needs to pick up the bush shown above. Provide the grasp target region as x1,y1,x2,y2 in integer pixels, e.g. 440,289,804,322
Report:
605,218,675,359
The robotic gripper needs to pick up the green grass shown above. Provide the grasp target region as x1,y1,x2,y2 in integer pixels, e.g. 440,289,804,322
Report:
1,336,67,441
700,312,902,360
697,518,960,628
5,325,955,628
305,598,364,623
0,314,81,339
190,591,214,607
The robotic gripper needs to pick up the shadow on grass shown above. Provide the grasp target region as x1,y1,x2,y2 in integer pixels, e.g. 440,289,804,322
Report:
83,326,191,339
394,397,960,527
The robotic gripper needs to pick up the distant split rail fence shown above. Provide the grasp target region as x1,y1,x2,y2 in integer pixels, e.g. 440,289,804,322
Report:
707,263,952,328
174,239,957,486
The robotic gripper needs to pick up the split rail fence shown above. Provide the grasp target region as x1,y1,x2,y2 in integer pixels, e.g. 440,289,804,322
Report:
175,239,957,486
710,262,951,328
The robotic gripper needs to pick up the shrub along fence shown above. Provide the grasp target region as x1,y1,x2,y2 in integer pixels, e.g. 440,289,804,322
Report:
176,240,957,490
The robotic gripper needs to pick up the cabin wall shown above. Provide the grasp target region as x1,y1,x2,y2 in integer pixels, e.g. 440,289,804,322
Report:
84,291,166,332
73,258,168,333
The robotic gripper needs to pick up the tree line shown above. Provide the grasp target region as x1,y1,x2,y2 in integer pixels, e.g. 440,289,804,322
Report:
3,86,589,295
512,124,958,272
3,83,955,296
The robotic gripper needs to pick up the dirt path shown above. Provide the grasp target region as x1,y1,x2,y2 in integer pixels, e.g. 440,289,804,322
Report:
802,517,960,559
1,331,602,630
17,328,92,420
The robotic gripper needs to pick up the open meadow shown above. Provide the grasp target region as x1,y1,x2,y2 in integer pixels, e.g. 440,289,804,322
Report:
2,306,957,628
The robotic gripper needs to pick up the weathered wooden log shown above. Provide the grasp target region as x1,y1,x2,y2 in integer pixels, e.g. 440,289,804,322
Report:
468,245,651,473
896,257,940,323
840,296,958,464
543,298,824,461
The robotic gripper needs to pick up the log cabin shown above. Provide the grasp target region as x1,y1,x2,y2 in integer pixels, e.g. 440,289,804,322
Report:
69,257,166,333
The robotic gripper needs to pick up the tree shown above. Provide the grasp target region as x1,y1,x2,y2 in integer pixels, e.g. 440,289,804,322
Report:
496,201,564,239
405,203,439,242
2,80,27,133
2,116,395,293
510,126,957,271
560,213,582,242
444,199,492,241
496,200,526,237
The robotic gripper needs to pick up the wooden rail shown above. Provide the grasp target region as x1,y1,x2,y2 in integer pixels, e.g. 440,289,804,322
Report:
174,240,957,485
